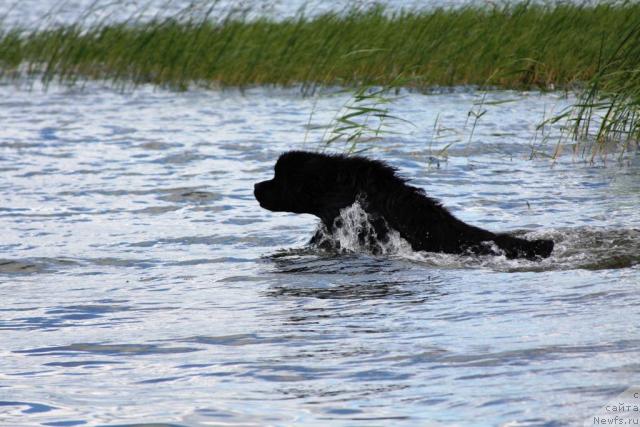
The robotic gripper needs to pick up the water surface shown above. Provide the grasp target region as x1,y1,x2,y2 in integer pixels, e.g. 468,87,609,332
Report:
1,0,605,28
1,82,639,426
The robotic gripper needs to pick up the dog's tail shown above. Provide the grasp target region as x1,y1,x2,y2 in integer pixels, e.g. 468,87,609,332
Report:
493,234,554,260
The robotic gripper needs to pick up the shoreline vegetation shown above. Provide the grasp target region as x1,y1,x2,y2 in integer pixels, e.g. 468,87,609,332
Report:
0,2,639,154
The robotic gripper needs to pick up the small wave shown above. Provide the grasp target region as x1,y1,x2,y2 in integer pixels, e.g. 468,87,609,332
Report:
0,257,166,276
0,401,57,415
0,258,78,275
15,342,199,356
304,202,640,272
539,227,640,271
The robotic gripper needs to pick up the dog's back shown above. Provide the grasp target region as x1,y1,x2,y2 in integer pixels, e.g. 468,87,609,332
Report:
493,234,554,260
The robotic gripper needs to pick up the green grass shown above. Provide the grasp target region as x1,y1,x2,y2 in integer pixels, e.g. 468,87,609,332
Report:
0,2,639,153
1,3,638,90
546,18,640,159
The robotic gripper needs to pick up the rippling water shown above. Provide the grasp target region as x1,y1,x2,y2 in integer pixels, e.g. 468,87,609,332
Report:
1,0,601,28
1,82,639,426
0,0,465,28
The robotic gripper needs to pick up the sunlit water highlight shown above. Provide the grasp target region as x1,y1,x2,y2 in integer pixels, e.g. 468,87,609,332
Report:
1,82,639,426
0,0,608,28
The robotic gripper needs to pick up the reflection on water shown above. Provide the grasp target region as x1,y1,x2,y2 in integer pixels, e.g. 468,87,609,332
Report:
0,0,514,28
1,82,639,426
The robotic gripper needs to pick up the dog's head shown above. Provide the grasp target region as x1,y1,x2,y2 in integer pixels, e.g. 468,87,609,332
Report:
254,151,399,224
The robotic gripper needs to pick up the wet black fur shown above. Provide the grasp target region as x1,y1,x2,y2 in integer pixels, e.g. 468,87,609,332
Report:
254,151,554,260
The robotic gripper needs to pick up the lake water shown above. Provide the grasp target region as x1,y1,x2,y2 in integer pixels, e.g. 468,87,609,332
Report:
0,0,463,28
1,82,639,426
1,0,601,28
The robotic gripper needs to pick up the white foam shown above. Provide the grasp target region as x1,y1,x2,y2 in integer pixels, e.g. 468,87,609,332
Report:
310,203,640,272
312,200,414,256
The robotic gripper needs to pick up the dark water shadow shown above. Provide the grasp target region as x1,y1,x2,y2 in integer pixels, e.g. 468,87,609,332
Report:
262,249,447,303
14,342,199,357
0,300,138,331
546,227,640,271
0,258,78,275
0,400,57,414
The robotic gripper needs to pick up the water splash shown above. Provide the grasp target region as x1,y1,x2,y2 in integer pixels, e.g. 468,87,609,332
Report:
310,200,414,256
308,202,640,272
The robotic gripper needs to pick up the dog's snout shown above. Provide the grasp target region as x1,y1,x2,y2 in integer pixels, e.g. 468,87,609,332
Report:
254,181,266,199
254,179,279,211
254,180,273,206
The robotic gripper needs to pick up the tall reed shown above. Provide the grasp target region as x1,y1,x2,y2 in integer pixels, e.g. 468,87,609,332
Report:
1,2,639,91
546,18,640,159
1,2,639,152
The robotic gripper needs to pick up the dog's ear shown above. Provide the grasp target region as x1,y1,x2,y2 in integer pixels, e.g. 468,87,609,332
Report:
350,162,400,201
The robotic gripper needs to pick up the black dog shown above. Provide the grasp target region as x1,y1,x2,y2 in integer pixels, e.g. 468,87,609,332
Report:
254,151,554,260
